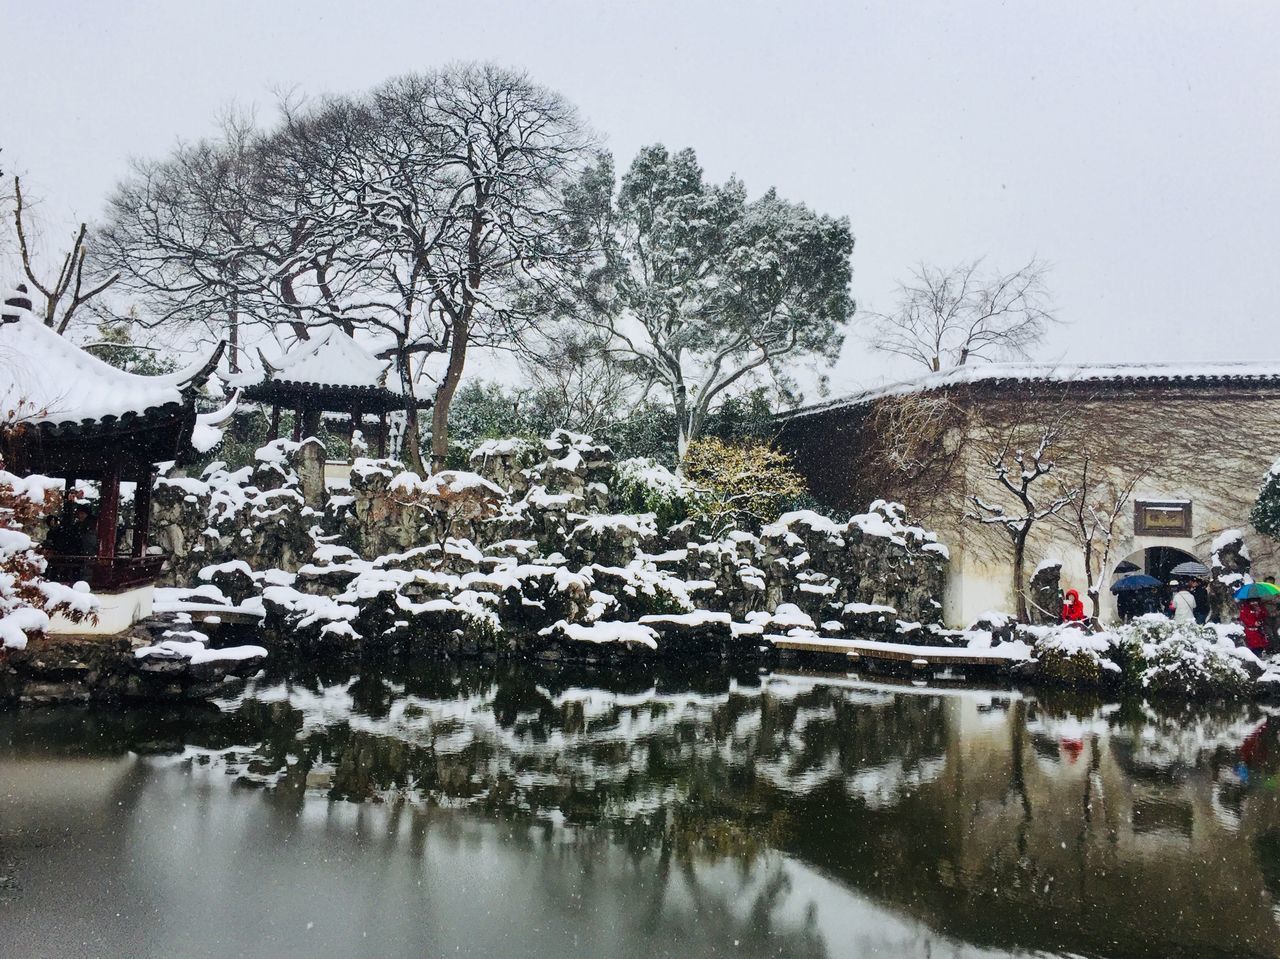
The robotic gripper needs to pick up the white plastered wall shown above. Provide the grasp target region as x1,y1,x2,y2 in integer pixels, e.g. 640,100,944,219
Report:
49,584,154,635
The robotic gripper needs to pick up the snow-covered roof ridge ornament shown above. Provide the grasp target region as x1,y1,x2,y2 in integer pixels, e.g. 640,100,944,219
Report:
781,358,1280,420
1,284,34,323
0,282,225,430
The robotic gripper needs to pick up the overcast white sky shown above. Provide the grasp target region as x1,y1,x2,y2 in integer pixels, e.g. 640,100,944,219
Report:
1,0,1277,396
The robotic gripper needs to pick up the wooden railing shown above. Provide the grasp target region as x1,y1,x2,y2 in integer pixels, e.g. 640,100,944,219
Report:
44,555,165,593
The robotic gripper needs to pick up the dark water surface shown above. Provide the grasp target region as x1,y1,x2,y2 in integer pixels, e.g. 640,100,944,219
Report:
2,660,1279,959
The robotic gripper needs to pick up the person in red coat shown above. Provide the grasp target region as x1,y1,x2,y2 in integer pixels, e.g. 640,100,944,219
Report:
1061,589,1087,624
1239,599,1270,653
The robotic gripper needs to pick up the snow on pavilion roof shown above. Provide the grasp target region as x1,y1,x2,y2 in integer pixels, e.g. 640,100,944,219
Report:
238,327,402,394
0,286,217,428
780,359,1280,421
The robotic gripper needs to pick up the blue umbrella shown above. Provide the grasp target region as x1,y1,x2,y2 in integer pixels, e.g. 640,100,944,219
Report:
1110,573,1163,593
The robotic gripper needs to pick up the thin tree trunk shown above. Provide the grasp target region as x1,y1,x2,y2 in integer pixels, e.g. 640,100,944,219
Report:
228,289,240,373
1013,528,1030,621
674,378,690,466
397,345,426,475
430,318,468,474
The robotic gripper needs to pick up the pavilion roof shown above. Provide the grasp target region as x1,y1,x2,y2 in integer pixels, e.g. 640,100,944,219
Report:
237,327,400,392
226,327,419,413
0,286,220,430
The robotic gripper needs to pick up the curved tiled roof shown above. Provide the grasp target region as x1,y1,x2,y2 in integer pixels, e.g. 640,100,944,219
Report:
780,360,1280,421
0,286,218,429
228,327,402,395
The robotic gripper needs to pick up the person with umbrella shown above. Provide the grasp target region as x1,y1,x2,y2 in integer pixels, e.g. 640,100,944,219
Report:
1112,573,1164,621
1235,582,1279,654
1170,580,1197,622
1170,561,1212,624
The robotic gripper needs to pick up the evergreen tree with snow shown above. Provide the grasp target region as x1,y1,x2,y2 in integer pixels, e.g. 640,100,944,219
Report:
1251,458,1280,539
566,145,854,461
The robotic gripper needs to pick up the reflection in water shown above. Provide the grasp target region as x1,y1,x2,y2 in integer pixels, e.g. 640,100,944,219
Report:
2,661,1279,959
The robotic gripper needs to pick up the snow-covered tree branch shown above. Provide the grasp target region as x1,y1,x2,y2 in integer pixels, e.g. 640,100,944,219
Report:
566,145,854,461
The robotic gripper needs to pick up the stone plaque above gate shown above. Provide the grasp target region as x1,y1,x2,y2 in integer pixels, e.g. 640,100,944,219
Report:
1135,499,1192,537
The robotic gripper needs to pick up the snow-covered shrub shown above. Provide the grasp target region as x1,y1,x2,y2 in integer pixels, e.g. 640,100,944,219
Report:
614,457,691,531
1030,626,1120,687
1134,619,1256,700
1022,615,1260,699
683,437,807,536
0,468,98,649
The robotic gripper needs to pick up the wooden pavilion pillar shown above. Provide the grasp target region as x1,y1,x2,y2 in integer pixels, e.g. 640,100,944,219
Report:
292,406,303,442
350,402,362,459
61,473,78,526
132,464,154,558
269,403,281,441
96,459,121,561
377,411,388,458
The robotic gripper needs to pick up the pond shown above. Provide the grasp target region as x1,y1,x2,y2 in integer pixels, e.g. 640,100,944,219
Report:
2,660,1279,959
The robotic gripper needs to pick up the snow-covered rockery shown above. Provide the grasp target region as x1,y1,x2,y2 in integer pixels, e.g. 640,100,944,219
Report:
154,431,948,660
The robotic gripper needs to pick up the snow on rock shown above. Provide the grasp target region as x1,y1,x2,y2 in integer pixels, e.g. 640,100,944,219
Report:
135,628,268,665
541,619,659,650
1033,558,1063,577
765,603,816,630
148,430,950,663
1212,528,1246,556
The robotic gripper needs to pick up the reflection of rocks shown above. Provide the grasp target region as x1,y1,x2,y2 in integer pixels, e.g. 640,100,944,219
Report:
5,662,1280,959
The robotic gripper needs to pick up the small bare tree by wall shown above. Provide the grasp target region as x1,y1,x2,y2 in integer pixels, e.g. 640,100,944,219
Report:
865,258,1055,372
1055,455,1148,621
966,416,1078,621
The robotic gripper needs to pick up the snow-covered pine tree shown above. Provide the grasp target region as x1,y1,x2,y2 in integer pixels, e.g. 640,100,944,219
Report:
1250,458,1280,539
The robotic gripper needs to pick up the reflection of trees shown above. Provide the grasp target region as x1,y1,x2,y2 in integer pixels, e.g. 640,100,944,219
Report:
520,824,830,959
6,667,1280,958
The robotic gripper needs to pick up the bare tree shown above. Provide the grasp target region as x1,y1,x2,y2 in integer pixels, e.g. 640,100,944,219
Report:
515,324,642,434
94,113,268,367
7,175,119,334
1056,455,1148,621
858,392,969,518
94,66,595,474
866,258,1054,372
966,415,1078,620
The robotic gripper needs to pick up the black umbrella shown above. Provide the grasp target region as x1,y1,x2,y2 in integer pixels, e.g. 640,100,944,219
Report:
1114,560,1140,574
1170,561,1210,578
1111,573,1163,593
